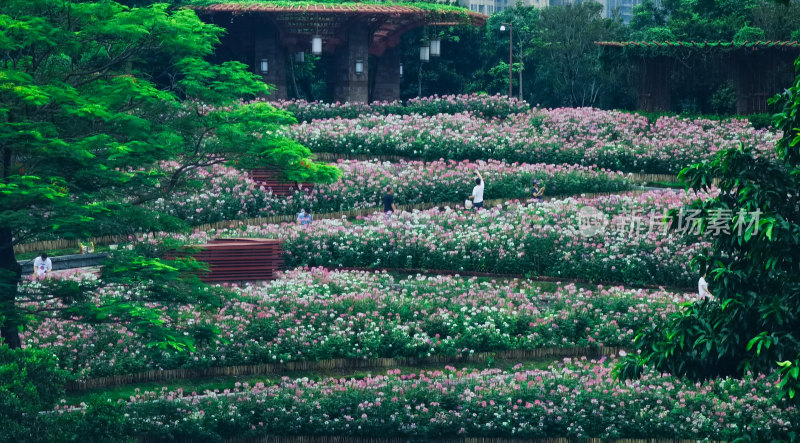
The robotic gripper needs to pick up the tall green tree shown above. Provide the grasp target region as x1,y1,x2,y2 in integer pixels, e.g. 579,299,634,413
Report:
0,0,339,349
534,1,630,108
618,57,800,400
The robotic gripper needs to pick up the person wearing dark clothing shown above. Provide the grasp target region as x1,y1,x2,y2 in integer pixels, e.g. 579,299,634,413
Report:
531,179,545,203
383,187,397,216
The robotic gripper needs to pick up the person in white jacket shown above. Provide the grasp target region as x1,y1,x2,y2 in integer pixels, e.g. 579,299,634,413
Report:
698,272,714,299
470,170,485,210
33,252,52,280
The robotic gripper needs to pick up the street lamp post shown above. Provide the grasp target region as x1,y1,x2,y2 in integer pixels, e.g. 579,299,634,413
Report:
500,23,512,98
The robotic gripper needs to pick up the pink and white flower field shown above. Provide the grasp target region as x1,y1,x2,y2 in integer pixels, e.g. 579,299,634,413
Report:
288,108,776,173
24,268,687,379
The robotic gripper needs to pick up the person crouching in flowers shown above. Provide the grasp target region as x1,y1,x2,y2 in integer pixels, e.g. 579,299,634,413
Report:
531,178,545,203
297,208,312,225
32,252,52,280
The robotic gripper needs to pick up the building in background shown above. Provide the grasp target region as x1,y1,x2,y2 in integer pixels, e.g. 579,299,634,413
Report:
458,0,642,23
604,0,642,23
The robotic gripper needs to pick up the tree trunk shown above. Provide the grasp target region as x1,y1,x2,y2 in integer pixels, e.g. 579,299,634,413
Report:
0,227,22,348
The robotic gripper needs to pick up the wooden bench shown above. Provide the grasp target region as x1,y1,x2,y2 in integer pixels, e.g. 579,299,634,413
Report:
249,168,314,197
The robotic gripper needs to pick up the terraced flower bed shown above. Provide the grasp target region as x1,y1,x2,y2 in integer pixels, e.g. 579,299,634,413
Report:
287,108,777,174
176,190,710,288
24,269,686,380
52,358,799,440
150,159,632,225
270,93,531,121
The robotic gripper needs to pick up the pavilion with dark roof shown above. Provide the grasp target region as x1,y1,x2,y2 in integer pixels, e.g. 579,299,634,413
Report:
596,40,800,114
191,2,487,103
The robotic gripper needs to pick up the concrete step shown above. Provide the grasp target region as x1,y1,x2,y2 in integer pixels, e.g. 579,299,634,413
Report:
19,253,108,275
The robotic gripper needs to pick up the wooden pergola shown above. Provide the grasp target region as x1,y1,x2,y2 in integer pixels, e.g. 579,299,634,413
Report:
192,2,487,102
596,40,800,114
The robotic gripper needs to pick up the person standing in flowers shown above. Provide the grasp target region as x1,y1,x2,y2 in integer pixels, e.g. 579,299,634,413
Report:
531,178,545,203
470,170,485,210
698,272,714,299
383,186,397,218
296,208,312,226
32,252,52,280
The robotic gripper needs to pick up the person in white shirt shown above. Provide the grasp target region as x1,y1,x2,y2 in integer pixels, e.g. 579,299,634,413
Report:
698,272,713,299
470,170,485,210
33,252,52,280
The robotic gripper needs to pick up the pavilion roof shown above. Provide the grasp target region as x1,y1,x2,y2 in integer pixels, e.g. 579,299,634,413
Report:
190,2,486,56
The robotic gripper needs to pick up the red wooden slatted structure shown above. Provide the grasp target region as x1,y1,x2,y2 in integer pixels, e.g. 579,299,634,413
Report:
249,167,314,197
198,238,284,282
168,238,284,282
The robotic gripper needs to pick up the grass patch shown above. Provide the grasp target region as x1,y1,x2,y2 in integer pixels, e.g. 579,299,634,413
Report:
643,181,684,189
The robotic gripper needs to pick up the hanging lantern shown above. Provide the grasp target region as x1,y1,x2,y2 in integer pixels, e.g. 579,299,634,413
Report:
311,35,323,55
419,45,430,62
295,52,305,63
259,59,269,74
355,59,364,75
429,39,441,57
399,63,404,79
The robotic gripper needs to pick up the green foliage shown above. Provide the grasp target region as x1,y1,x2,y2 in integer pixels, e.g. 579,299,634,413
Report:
68,398,128,442
0,0,338,353
642,26,676,41
0,347,66,442
619,57,800,400
533,2,631,108
752,1,800,41
710,81,736,115
733,26,767,44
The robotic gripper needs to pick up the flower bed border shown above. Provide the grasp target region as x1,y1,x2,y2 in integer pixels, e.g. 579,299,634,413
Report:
65,346,620,392
338,267,693,292
212,437,721,443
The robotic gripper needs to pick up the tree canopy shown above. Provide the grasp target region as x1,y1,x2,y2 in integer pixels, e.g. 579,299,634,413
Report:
0,0,339,349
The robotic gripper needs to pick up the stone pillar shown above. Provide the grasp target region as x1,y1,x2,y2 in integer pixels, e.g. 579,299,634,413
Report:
371,46,401,102
332,26,369,103
253,22,287,101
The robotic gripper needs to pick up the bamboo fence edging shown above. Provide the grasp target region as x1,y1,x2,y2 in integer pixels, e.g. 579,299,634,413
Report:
15,190,646,254
212,437,724,443
339,267,694,292
65,346,621,392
